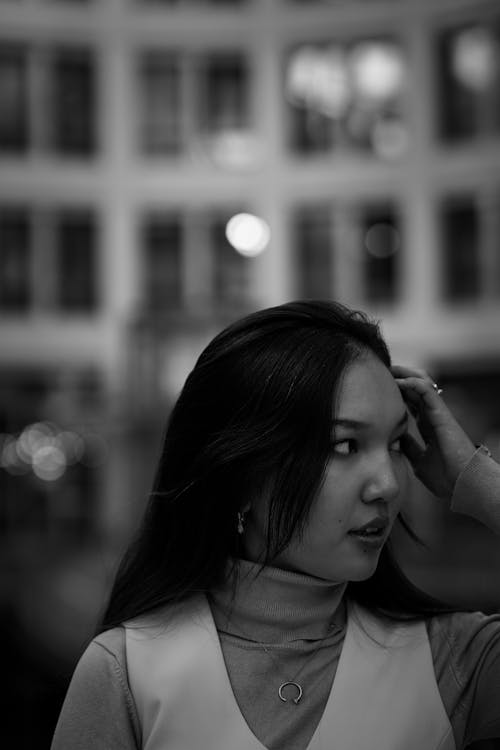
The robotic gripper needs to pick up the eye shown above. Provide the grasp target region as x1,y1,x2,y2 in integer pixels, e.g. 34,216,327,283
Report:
332,439,358,456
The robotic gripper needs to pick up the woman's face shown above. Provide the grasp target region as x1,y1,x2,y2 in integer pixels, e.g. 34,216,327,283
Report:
243,352,410,582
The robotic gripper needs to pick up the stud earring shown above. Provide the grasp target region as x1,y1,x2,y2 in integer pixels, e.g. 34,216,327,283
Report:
237,511,245,535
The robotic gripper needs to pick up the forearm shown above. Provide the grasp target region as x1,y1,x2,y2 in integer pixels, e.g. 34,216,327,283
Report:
450,447,500,536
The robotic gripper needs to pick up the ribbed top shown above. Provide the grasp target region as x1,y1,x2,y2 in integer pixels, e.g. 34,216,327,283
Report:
209,558,347,644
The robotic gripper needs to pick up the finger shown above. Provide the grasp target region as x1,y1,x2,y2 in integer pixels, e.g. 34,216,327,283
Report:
391,365,433,381
394,377,443,409
395,377,445,446
398,386,420,415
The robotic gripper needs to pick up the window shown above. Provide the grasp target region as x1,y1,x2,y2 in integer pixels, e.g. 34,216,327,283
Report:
360,206,400,304
0,204,99,315
437,24,500,142
198,53,249,134
0,43,97,156
211,213,252,304
143,213,183,310
139,50,251,161
293,204,333,298
55,209,98,311
140,52,182,154
441,197,479,302
0,207,31,311
49,47,97,155
285,38,408,158
0,44,28,153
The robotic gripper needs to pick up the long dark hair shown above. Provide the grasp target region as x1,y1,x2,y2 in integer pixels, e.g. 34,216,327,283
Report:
99,300,454,633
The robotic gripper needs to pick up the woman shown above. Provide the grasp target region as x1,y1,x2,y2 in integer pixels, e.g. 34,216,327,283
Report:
51,300,500,750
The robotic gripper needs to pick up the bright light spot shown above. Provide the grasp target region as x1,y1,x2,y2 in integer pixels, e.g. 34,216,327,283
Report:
371,119,409,159
350,43,405,101
17,421,57,462
225,213,270,257
286,45,351,118
364,223,400,258
33,445,67,481
452,27,496,91
1,435,30,475
314,47,351,117
81,433,109,468
286,46,323,103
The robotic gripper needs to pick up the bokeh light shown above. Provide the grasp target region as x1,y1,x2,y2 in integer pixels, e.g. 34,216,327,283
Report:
286,45,351,118
350,42,406,101
364,222,400,258
225,213,270,257
452,27,497,91
32,444,67,481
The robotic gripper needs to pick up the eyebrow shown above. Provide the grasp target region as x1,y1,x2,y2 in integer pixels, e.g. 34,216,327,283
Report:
332,412,408,431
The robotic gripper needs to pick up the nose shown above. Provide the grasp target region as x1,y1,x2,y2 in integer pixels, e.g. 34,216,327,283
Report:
361,451,401,504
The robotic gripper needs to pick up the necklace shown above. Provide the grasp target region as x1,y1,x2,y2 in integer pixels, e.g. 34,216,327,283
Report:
254,631,332,704
210,598,339,705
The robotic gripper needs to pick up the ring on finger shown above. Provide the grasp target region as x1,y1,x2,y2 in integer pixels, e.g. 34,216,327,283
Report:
432,382,443,396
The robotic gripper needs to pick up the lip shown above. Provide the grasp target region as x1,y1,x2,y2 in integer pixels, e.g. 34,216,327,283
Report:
348,529,387,550
347,515,390,551
350,515,389,534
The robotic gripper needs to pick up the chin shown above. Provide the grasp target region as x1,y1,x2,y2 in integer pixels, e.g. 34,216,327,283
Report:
345,558,380,582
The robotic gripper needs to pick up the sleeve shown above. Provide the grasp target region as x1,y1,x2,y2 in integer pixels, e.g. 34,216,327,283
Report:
430,611,500,745
50,628,140,750
450,448,500,536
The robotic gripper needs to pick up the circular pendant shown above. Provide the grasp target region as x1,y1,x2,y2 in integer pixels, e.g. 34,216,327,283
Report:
278,681,303,704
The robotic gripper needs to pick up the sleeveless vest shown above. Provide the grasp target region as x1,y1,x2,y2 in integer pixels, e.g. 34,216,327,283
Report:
125,595,456,750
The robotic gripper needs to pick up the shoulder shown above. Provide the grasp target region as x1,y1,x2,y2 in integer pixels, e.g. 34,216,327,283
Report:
426,608,500,663
123,594,210,636
426,609,500,744
51,627,140,750
426,608,500,682
93,626,126,660
74,627,127,680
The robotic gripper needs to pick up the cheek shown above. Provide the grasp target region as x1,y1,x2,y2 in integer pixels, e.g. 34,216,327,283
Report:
320,464,355,505
395,458,410,499
310,481,353,535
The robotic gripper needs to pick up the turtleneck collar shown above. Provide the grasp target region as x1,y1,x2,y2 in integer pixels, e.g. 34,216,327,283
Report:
209,558,347,643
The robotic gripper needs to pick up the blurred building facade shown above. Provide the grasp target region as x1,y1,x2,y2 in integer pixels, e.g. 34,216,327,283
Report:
1,0,500,742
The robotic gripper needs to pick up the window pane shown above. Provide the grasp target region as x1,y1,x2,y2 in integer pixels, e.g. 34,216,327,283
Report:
293,205,332,298
441,198,479,302
140,52,182,154
50,48,96,155
436,25,500,141
211,214,251,304
143,214,183,310
285,39,408,158
0,45,28,152
0,207,31,311
55,209,98,311
198,53,249,134
361,207,400,304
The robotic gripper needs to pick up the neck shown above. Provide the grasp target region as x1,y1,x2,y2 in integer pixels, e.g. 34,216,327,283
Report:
209,557,347,643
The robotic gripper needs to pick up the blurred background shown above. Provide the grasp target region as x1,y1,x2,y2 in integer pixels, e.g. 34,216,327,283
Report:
1,0,500,746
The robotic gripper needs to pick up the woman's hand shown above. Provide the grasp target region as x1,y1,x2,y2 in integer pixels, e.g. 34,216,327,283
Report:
391,365,476,500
